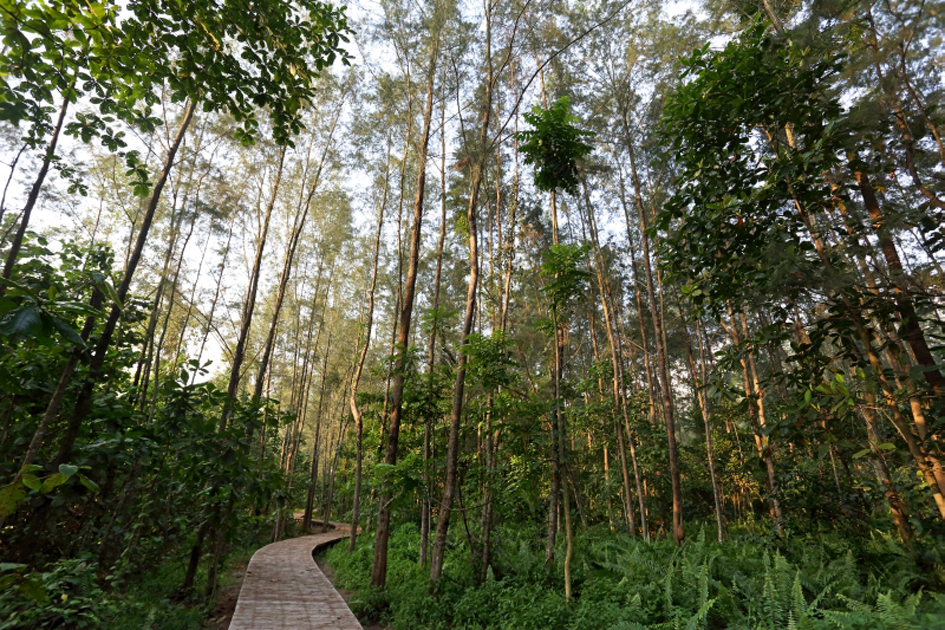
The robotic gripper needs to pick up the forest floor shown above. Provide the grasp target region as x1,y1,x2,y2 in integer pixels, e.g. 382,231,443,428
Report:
316,553,388,630
207,562,247,629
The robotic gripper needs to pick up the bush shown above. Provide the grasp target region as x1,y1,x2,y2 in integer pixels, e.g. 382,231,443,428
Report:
0,556,116,630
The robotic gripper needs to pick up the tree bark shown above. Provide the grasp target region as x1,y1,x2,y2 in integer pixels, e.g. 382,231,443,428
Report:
421,114,448,565
628,144,684,544
370,27,441,588
220,146,287,431
853,169,944,393
429,5,491,592
50,100,197,468
349,143,390,553
0,75,74,294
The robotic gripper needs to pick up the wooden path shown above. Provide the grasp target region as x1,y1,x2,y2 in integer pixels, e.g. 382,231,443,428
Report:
228,518,363,630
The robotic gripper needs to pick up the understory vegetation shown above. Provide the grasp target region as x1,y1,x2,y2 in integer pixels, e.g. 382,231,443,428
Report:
0,536,262,629
327,523,945,630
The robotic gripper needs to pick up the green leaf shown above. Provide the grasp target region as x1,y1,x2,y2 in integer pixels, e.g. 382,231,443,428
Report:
21,474,41,491
78,474,100,493
19,575,47,603
41,472,68,493
49,315,87,347
58,464,79,477
515,97,595,194
0,483,27,517
852,448,871,459
99,280,122,309
0,563,25,572
0,305,42,340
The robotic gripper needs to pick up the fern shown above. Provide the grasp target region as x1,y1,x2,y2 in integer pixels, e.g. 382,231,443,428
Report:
837,593,874,615
875,591,921,630
682,596,717,630
664,553,676,613
699,562,710,616
792,571,808,628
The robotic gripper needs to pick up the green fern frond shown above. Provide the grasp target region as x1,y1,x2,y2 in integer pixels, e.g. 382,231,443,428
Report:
808,580,834,612
682,597,717,630
791,571,808,627
837,593,873,614
876,590,921,630
664,555,676,612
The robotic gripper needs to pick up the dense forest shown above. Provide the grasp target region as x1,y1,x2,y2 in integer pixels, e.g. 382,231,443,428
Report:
1,0,944,627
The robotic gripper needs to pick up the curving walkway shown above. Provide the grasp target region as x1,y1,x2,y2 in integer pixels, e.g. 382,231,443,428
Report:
228,518,363,630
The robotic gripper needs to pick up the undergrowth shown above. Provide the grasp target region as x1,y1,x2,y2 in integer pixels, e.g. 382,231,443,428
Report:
0,542,258,629
324,522,945,630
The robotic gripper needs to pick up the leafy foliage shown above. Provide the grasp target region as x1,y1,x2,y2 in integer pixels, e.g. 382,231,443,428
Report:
541,243,591,313
327,523,945,630
658,20,847,312
516,97,595,195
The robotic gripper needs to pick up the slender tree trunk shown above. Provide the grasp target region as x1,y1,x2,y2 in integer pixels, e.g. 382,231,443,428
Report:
50,100,197,469
148,196,201,419
221,146,287,430
348,142,391,552
628,144,683,544
723,307,782,531
615,161,657,424
681,312,724,541
582,180,642,538
421,116,448,565
853,169,944,393
0,75,74,294
430,6,491,592
252,100,344,417
196,139,286,594
304,334,333,529
0,288,102,523
864,399,914,543
193,222,235,382
322,384,351,529
370,28,441,588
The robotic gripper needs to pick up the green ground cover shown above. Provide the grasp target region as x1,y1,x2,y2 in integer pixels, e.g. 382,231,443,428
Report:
325,522,945,630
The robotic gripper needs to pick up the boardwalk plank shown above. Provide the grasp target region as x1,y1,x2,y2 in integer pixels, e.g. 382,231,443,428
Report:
228,522,363,630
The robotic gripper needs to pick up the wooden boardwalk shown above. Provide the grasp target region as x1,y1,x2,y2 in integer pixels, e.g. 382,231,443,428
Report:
228,519,363,630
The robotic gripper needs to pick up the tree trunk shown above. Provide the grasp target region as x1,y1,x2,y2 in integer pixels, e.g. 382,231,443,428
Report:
421,113,448,565
853,169,945,393
304,334,333,530
50,100,197,469
582,180,643,538
370,28,441,588
628,144,683,545
682,313,724,542
349,143,390,553
429,6,490,592
0,75,74,294
220,146,287,430
252,100,344,417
